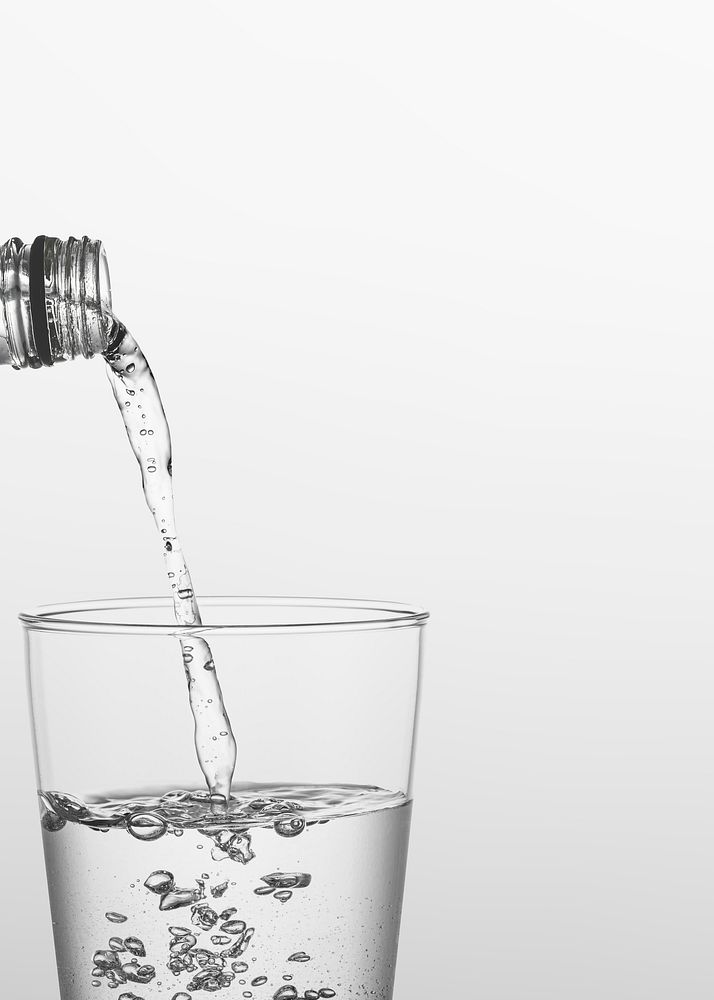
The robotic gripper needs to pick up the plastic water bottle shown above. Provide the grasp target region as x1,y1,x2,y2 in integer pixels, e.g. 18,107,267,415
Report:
0,235,112,369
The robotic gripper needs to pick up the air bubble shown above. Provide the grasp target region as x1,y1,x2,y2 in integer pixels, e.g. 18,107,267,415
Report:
191,904,218,930
252,976,268,986
273,987,298,1000
273,816,306,838
220,919,246,935
287,952,311,962
144,870,175,894
274,890,293,903
127,813,167,842
261,873,311,890
126,363,135,373
106,913,128,924
124,937,146,957
93,950,120,970
232,963,248,974
319,991,336,998
160,888,202,911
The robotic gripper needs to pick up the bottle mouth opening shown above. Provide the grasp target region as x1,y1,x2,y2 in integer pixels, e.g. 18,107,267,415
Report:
0,236,114,369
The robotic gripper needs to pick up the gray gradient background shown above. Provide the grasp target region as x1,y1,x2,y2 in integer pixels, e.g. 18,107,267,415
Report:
1,2,713,997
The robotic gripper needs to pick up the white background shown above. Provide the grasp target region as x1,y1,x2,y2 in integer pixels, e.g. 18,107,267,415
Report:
1,2,714,997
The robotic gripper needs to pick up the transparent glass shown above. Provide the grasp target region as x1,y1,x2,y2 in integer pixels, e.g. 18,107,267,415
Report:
23,597,427,1000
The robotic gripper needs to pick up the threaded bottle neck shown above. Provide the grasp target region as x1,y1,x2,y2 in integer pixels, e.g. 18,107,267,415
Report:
0,236,113,369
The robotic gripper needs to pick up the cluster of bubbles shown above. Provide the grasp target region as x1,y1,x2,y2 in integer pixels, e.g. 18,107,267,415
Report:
141,868,256,992
90,932,156,990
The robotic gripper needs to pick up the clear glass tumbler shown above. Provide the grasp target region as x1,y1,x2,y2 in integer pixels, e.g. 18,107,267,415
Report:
23,597,427,1000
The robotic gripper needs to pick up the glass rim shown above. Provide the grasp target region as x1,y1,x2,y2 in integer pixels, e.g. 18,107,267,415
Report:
19,596,430,636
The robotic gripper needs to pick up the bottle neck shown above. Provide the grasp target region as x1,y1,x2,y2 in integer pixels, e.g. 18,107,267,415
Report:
0,236,113,369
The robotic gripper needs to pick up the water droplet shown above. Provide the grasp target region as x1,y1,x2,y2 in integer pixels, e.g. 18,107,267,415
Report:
254,886,274,896
177,588,193,600
147,465,157,473
305,991,320,999
106,913,128,924
172,994,192,1000
144,870,175,894
126,389,135,396
232,963,249,974
283,975,293,981
108,937,126,952
211,881,229,898
318,992,336,999
127,812,167,842
252,976,268,986
287,952,311,962
204,659,215,671
148,429,154,435
274,890,293,903
139,429,147,436
211,935,231,946
168,926,191,937
126,363,135,373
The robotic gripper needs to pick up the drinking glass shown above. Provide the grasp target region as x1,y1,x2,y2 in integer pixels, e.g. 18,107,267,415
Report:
23,597,427,1000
